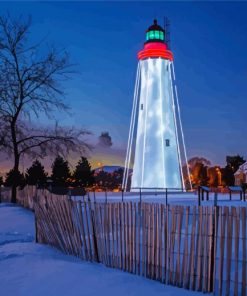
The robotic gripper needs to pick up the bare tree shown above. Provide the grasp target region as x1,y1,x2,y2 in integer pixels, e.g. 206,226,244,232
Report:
0,15,91,202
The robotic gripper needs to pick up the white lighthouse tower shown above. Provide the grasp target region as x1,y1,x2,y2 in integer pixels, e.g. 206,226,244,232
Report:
123,19,191,191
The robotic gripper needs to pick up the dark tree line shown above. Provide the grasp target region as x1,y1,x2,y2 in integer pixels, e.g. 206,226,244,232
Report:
2,156,125,191
2,154,245,191
3,156,94,189
186,155,246,188
94,168,124,191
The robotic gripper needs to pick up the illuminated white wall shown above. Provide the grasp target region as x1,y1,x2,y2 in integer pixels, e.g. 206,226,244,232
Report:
131,58,182,190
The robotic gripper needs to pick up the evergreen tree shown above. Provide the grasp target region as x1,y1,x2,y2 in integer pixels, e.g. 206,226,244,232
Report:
222,155,245,186
25,160,47,186
0,176,3,187
226,155,245,173
112,168,124,189
198,163,209,186
51,156,71,187
5,169,25,189
95,170,111,189
95,168,124,190
73,157,94,187
222,165,235,186
191,162,209,186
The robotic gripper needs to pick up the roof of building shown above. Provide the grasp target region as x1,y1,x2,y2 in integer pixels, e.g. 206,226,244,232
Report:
234,161,247,175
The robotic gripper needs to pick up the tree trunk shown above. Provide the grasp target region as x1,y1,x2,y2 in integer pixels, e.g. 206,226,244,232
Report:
11,184,17,203
11,156,20,203
10,120,20,203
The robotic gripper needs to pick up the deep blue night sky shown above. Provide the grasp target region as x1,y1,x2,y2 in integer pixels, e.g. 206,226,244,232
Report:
1,1,247,168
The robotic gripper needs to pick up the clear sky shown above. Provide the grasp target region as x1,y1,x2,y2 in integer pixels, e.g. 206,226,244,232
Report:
1,1,247,169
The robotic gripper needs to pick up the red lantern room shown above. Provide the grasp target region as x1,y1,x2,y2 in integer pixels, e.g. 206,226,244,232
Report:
137,19,173,61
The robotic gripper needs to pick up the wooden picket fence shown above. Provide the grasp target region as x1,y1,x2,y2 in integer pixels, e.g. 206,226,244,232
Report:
33,196,246,295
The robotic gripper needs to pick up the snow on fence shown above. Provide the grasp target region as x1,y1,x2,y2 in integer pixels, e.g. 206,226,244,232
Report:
0,186,42,208
33,196,246,295
16,186,67,210
16,186,38,209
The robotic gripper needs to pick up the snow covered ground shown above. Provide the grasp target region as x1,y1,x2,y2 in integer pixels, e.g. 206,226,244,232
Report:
74,191,247,207
0,203,202,296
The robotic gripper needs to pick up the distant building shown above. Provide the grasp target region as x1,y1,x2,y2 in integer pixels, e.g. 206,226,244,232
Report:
93,166,124,176
234,161,247,185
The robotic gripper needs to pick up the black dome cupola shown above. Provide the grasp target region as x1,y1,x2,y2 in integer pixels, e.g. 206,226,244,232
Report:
145,19,165,43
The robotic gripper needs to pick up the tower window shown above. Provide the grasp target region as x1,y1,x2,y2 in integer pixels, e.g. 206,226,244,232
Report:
154,30,160,39
141,103,143,110
149,31,155,39
165,139,170,147
146,30,165,41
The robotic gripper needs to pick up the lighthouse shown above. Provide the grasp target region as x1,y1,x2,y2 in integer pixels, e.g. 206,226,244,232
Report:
123,19,190,191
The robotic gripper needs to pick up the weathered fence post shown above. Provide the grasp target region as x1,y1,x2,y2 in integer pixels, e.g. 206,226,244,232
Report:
93,190,96,203
242,188,246,201
105,189,107,204
211,205,219,293
33,190,38,243
241,207,246,296
88,197,99,262
33,193,38,243
214,192,218,207
165,188,168,206
198,187,201,206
